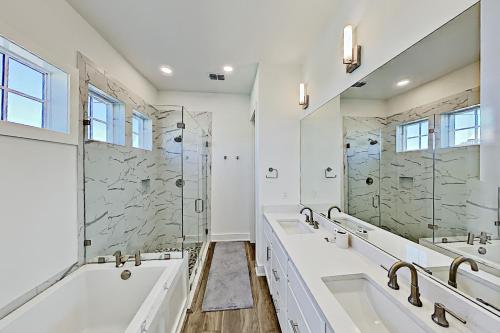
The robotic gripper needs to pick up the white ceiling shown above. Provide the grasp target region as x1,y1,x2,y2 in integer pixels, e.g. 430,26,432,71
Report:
342,4,480,100
66,0,339,94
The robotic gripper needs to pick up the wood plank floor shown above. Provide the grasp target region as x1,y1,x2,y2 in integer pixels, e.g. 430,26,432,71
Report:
181,242,281,333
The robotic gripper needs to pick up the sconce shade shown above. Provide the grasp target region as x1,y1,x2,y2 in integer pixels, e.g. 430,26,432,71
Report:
299,83,309,109
343,25,353,64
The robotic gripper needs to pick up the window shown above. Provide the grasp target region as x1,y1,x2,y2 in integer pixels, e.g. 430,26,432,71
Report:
1,53,47,128
132,111,152,150
0,35,69,134
87,86,125,145
397,119,429,152
442,106,480,147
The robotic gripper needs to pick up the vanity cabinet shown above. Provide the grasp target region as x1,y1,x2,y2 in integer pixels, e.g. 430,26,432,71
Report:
263,218,327,333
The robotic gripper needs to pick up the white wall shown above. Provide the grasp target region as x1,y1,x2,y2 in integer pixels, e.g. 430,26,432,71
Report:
480,0,500,185
253,63,302,266
0,0,157,316
156,91,253,241
386,62,480,115
302,0,478,114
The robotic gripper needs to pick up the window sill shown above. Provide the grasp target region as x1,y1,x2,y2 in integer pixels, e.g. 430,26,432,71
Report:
0,121,77,146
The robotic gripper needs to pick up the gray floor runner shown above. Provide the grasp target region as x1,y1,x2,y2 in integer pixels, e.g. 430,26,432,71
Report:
202,242,254,312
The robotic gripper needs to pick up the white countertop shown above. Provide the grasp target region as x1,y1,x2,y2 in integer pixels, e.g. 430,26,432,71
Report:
264,212,479,333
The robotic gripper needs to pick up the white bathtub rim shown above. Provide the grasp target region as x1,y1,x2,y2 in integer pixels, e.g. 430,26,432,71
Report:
0,259,182,330
125,258,184,333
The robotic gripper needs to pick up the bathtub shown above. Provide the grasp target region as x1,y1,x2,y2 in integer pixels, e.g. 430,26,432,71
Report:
0,258,188,333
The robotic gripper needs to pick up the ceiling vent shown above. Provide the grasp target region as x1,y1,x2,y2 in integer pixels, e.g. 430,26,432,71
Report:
352,81,367,88
209,73,225,81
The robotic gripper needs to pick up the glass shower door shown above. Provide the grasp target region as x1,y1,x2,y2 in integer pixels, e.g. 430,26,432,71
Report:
346,128,381,227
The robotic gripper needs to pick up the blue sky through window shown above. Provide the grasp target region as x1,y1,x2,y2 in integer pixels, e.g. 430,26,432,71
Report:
7,92,43,127
8,58,44,99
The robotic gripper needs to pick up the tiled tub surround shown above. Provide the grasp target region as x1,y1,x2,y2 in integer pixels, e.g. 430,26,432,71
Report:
79,54,212,261
344,88,498,243
262,206,500,332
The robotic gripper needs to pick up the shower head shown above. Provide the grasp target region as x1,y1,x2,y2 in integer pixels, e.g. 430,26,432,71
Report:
368,138,378,145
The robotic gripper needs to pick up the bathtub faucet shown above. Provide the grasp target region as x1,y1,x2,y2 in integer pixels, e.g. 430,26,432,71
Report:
113,251,128,268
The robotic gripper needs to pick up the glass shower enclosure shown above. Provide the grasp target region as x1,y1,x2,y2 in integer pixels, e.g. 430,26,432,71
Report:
83,102,211,281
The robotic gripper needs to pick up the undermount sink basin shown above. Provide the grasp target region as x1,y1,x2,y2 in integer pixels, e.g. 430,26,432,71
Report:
333,217,374,236
276,219,313,235
429,266,500,312
322,274,425,333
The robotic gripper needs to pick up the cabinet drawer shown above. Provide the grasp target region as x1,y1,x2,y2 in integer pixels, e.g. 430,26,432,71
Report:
287,285,312,333
271,231,288,271
288,261,325,333
271,254,287,329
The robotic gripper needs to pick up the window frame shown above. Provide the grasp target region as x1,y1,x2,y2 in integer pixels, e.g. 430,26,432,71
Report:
132,111,150,150
447,105,480,147
0,49,49,128
399,118,429,152
86,86,125,145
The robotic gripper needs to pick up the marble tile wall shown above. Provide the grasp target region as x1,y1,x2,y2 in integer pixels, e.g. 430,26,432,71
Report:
78,54,212,261
344,88,498,243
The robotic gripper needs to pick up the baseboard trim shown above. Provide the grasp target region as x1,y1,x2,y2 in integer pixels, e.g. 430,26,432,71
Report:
255,264,265,277
211,233,250,242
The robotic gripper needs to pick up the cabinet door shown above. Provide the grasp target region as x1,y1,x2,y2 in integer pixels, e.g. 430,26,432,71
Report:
287,284,312,333
272,253,287,329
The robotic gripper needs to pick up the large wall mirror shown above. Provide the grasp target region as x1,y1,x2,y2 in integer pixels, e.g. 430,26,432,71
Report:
300,2,500,316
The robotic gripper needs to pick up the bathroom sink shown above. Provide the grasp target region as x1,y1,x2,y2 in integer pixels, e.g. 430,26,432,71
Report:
333,217,374,236
276,219,313,235
322,274,425,333
428,266,500,311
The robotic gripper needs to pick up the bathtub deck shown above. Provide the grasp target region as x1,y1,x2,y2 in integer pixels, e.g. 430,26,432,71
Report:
181,242,281,333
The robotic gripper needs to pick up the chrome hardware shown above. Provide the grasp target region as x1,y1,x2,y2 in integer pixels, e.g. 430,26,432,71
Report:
467,232,475,245
479,231,491,245
478,246,487,255
448,256,478,288
195,199,204,213
327,205,342,219
113,251,127,268
266,246,271,261
387,261,422,307
272,297,280,313
121,270,132,280
272,269,280,281
289,320,300,333
300,207,315,226
134,251,142,266
84,239,92,246
266,167,279,179
140,320,147,333
325,167,337,179
431,303,466,327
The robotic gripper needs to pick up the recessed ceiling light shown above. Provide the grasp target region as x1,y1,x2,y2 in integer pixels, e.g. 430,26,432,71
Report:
396,79,410,87
160,66,173,75
223,65,233,73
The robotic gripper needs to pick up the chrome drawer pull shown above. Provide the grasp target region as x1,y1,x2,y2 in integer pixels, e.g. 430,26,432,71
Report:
272,269,280,281
289,320,300,333
266,246,271,261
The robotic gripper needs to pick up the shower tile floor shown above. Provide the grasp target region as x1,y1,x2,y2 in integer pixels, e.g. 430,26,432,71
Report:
156,242,203,277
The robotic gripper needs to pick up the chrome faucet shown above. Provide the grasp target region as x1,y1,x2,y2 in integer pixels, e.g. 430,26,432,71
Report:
300,207,318,229
387,261,422,307
327,206,342,219
448,256,478,288
113,250,127,268
134,250,142,266
479,231,491,245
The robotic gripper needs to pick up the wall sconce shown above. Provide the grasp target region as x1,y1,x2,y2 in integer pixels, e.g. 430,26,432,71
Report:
343,25,362,73
299,83,309,109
